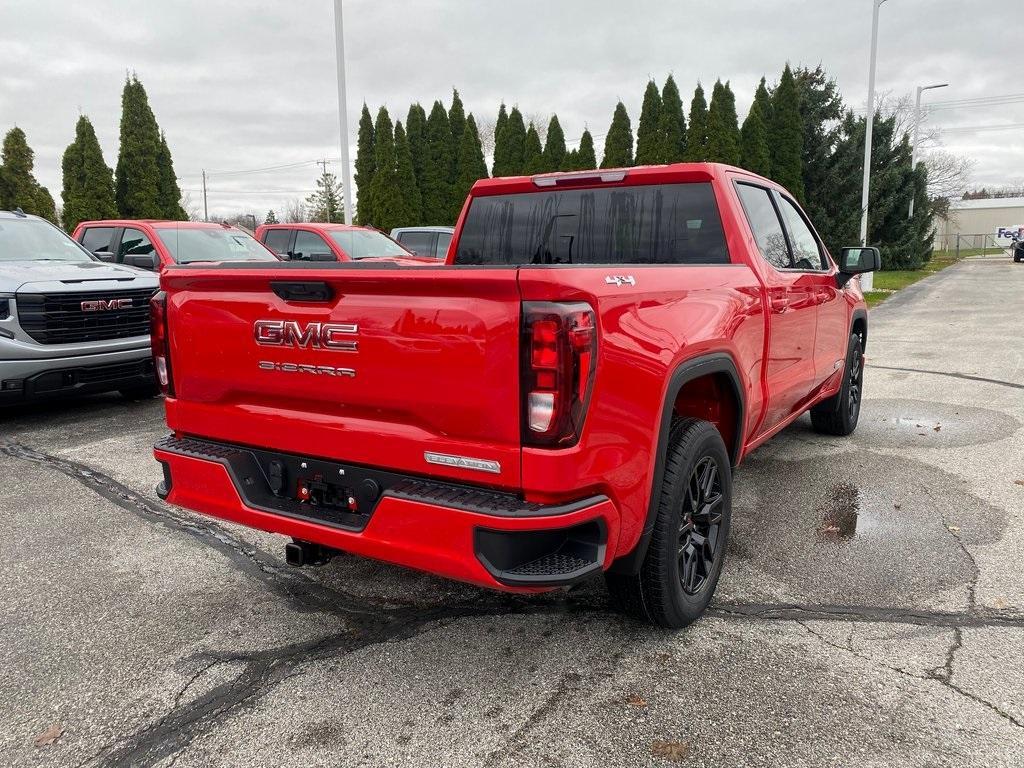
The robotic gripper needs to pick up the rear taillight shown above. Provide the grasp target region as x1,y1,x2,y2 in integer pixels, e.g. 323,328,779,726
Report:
150,291,174,396
521,302,597,447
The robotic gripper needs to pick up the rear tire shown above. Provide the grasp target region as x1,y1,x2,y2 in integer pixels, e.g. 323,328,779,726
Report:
606,418,732,629
810,332,864,436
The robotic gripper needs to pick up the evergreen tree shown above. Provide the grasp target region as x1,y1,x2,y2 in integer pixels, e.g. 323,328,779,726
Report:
394,120,422,228
420,100,454,223
491,103,509,176
768,64,804,200
739,95,771,176
115,75,163,218
448,89,466,170
493,106,526,177
60,115,117,232
306,169,344,223
542,114,567,171
635,79,663,164
658,74,687,162
367,107,404,232
264,209,278,224
35,186,57,224
155,132,186,220
686,83,709,161
523,123,544,174
0,127,55,221
354,103,376,225
405,103,428,196
577,129,597,170
563,149,581,171
794,66,845,236
600,102,633,168
453,114,488,214
705,80,741,165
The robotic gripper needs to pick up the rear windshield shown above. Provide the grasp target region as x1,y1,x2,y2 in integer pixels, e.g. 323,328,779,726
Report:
154,227,274,264
454,182,729,265
328,229,410,259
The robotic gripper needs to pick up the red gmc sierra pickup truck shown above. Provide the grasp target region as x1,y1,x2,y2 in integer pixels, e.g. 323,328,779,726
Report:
151,163,878,628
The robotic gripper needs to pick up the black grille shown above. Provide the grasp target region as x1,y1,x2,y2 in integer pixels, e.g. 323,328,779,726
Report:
16,287,156,344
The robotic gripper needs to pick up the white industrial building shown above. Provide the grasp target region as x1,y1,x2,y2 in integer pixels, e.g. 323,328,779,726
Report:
934,196,1024,251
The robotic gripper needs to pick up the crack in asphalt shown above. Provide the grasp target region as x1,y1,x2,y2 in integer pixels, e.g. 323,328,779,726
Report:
869,364,1024,390
5,441,1024,765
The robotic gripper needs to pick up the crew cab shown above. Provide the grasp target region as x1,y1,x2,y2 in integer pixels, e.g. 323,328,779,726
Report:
152,163,878,628
256,222,420,262
72,220,277,271
1,211,159,403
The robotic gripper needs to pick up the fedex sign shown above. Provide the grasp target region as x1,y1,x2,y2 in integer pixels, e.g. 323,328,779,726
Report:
996,226,1023,241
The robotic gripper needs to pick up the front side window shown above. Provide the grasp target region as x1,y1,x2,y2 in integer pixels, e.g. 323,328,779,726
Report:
262,228,292,255
435,232,453,259
777,196,826,271
329,229,411,259
455,182,730,265
0,218,93,262
735,184,791,270
79,226,114,253
293,230,332,259
118,228,155,261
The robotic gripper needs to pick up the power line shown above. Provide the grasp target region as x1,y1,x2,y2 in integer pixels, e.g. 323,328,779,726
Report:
937,122,1024,134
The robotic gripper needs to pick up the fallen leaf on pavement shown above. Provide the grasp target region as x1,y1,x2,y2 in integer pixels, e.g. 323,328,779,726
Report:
993,597,1009,609
626,694,647,707
652,740,689,761
893,503,902,510
947,525,960,533
1014,480,1024,487
933,424,942,432
33,724,63,747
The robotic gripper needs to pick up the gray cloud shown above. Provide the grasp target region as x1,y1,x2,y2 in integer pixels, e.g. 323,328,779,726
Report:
2,0,1021,219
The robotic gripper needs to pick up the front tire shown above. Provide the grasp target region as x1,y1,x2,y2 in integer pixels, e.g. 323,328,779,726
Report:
606,418,732,629
810,332,864,436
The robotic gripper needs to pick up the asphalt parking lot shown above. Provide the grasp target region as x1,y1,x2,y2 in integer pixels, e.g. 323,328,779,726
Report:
2,256,1022,767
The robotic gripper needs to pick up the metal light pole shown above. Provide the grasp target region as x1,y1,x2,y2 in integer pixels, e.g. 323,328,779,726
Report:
858,0,887,292
332,0,354,225
908,82,948,218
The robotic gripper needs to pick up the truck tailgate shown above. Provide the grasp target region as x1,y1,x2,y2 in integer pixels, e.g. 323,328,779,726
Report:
161,266,522,489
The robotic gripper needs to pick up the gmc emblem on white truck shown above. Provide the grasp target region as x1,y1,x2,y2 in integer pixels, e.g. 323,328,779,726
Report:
254,320,358,351
81,298,132,311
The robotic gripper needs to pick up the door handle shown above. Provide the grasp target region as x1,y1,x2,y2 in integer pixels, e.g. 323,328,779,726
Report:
770,296,790,313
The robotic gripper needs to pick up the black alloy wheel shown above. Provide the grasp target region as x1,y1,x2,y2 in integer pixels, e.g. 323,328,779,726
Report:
678,456,725,596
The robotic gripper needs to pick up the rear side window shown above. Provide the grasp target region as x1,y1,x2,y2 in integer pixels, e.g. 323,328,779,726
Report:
262,228,291,254
735,184,791,270
80,226,114,253
454,182,729,265
436,232,452,259
397,231,436,257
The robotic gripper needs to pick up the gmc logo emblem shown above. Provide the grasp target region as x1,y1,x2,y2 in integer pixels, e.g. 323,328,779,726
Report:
81,298,132,311
254,319,358,351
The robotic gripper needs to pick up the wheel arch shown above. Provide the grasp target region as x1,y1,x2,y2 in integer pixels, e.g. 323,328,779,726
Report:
851,308,868,350
609,352,745,575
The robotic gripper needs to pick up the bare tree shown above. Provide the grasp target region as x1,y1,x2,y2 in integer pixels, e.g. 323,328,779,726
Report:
523,111,550,144
475,114,497,157
283,198,307,223
180,191,202,221
922,150,974,200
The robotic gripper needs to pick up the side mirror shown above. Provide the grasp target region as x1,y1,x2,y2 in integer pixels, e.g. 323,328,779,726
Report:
837,246,880,287
124,253,158,270
309,252,335,262
93,250,116,263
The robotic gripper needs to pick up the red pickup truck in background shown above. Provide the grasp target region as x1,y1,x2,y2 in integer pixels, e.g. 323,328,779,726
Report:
73,220,277,271
151,163,878,628
255,222,421,263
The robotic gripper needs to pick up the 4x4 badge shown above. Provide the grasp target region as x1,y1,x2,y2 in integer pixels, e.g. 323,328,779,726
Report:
604,275,636,287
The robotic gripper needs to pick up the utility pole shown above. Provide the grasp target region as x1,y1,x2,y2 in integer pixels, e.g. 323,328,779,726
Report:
201,169,209,222
908,82,949,218
332,0,354,224
858,0,887,292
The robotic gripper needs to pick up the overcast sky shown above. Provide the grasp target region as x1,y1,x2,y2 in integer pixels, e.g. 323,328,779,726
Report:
3,0,1022,220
